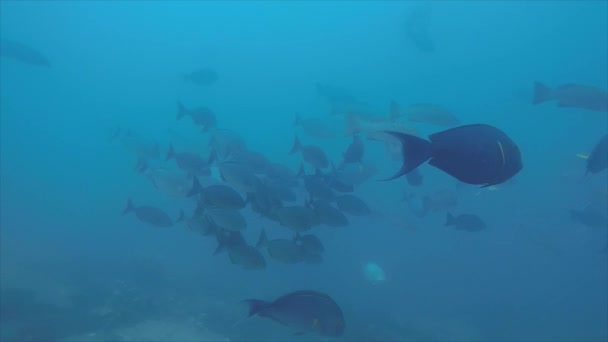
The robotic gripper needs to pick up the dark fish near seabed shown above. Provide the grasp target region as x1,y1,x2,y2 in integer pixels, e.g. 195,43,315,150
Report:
533,82,608,112
445,213,486,232
209,129,247,160
215,231,266,270
587,134,608,175
122,199,174,227
0,38,50,66
227,149,270,174
176,101,217,131
290,137,329,170
183,68,219,86
384,124,522,187
218,161,263,193
242,290,345,337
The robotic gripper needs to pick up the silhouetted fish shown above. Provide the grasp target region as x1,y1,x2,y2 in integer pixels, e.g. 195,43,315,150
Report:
242,290,345,337
383,124,522,187
533,82,608,112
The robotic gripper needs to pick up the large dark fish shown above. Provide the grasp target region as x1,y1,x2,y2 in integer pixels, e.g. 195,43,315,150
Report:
587,134,608,175
242,290,345,337
383,124,522,187
0,38,50,66
533,82,608,112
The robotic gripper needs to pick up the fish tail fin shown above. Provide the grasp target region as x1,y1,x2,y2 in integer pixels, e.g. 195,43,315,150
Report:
532,81,553,105
445,212,455,226
344,113,360,136
122,198,135,215
290,136,302,155
378,131,432,181
212,238,225,255
176,210,186,223
187,176,203,197
166,144,175,161
255,229,268,249
177,101,187,120
242,299,270,317
389,100,400,121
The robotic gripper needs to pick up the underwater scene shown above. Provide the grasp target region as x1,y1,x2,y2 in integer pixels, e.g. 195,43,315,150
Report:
1,1,607,341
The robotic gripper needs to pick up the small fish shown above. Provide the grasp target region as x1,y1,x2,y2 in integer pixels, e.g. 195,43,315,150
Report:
533,82,608,112
335,194,371,216
309,199,349,227
166,144,215,177
256,230,306,264
383,124,522,187
242,290,345,337
400,103,460,127
290,137,329,170
122,199,174,227
198,184,246,210
204,208,247,232
177,101,217,131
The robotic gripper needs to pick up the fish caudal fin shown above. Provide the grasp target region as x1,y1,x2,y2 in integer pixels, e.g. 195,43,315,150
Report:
532,82,553,105
122,198,135,215
379,131,432,181
187,176,203,197
445,212,455,226
290,137,302,155
242,299,270,317
176,210,186,223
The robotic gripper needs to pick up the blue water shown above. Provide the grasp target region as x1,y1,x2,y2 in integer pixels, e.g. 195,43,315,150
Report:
1,1,607,341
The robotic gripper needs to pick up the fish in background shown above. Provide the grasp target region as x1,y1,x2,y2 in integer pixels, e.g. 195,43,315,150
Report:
396,102,461,127
290,136,329,170
182,68,218,86
111,127,161,172
294,113,337,139
445,213,487,232
404,4,435,52
340,135,365,167
532,82,608,112
209,128,247,160
214,231,266,270
145,167,202,198
383,124,523,187
176,101,217,131
405,168,423,187
240,290,345,337
0,38,50,67
586,134,608,175
570,205,608,229
122,199,176,228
